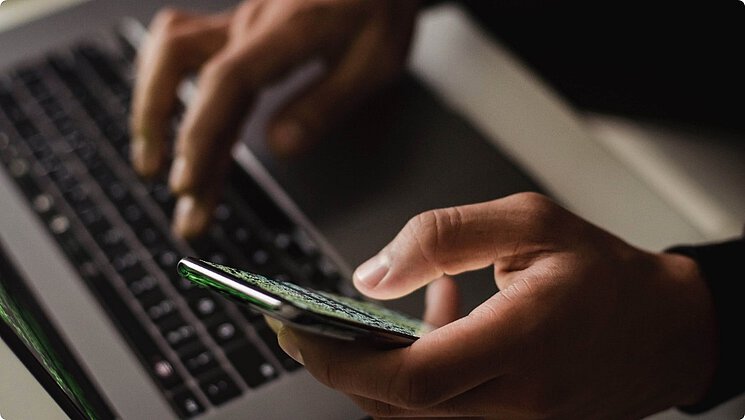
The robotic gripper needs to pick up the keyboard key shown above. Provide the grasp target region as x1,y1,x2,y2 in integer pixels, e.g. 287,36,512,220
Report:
119,262,147,284
207,318,242,346
225,342,278,388
179,343,219,376
198,370,241,406
273,232,305,260
148,181,175,215
112,250,140,274
48,214,71,235
188,293,223,320
156,249,179,272
151,357,183,390
63,183,90,205
132,284,166,308
121,202,145,224
104,180,128,203
136,224,161,246
145,298,178,324
96,225,124,247
292,228,319,256
0,101,28,126
99,237,129,262
31,193,54,213
15,119,39,139
169,387,205,419
127,273,160,299
164,323,199,351
24,134,48,154
154,312,187,334
229,226,253,246
250,248,273,269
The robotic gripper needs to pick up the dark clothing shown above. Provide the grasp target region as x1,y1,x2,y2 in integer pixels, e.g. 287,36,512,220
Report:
457,0,745,134
436,0,745,412
668,237,745,413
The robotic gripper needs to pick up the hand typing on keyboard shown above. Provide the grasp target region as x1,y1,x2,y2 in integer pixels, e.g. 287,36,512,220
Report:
129,0,420,239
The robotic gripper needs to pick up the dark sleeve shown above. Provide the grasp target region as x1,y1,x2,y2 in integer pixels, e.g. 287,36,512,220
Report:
666,232,745,413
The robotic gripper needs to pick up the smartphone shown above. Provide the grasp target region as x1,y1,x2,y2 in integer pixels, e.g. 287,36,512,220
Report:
176,257,431,348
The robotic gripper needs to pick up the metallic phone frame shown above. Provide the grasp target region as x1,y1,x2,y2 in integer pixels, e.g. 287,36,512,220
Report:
177,257,419,348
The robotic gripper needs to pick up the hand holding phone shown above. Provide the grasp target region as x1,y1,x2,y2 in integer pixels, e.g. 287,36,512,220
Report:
177,257,431,348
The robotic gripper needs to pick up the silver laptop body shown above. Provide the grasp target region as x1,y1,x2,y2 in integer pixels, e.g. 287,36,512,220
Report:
0,1,548,419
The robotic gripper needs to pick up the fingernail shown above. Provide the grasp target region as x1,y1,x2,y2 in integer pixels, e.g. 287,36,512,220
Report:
173,195,208,238
353,254,389,289
271,120,304,155
131,137,155,175
277,328,304,365
264,316,283,334
168,156,189,192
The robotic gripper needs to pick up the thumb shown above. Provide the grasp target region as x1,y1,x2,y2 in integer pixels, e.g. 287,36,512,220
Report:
352,205,491,300
352,193,563,300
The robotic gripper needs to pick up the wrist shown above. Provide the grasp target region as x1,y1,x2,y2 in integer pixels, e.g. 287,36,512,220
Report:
666,237,745,412
658,252,717,407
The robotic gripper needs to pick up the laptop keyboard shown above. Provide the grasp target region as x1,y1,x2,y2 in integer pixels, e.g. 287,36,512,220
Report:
0,25,345,418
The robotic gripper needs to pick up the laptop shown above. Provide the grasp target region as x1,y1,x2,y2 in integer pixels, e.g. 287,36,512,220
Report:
5,1,741,419
0,1,547,419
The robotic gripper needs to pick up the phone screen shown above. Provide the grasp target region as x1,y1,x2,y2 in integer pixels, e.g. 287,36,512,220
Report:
177,258,430,345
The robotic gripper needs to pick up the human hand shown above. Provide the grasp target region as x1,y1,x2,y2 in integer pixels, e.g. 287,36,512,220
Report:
129,0,421,238
273,192,717,419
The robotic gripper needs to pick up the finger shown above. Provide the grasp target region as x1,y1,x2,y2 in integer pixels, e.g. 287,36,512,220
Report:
263,315,283,334
267,21,408,157
353,193,568,299
168,22,349,236
130,8,231,177
279,294,529,411
349,388,497,418
347,376,538,419
164,46,256,238
423,276,460,328
171,144,232,238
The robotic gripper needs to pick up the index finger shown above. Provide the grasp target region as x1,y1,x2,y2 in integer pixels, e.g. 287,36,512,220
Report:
129,8,231,176
167,15,339,195
282,294,527,411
